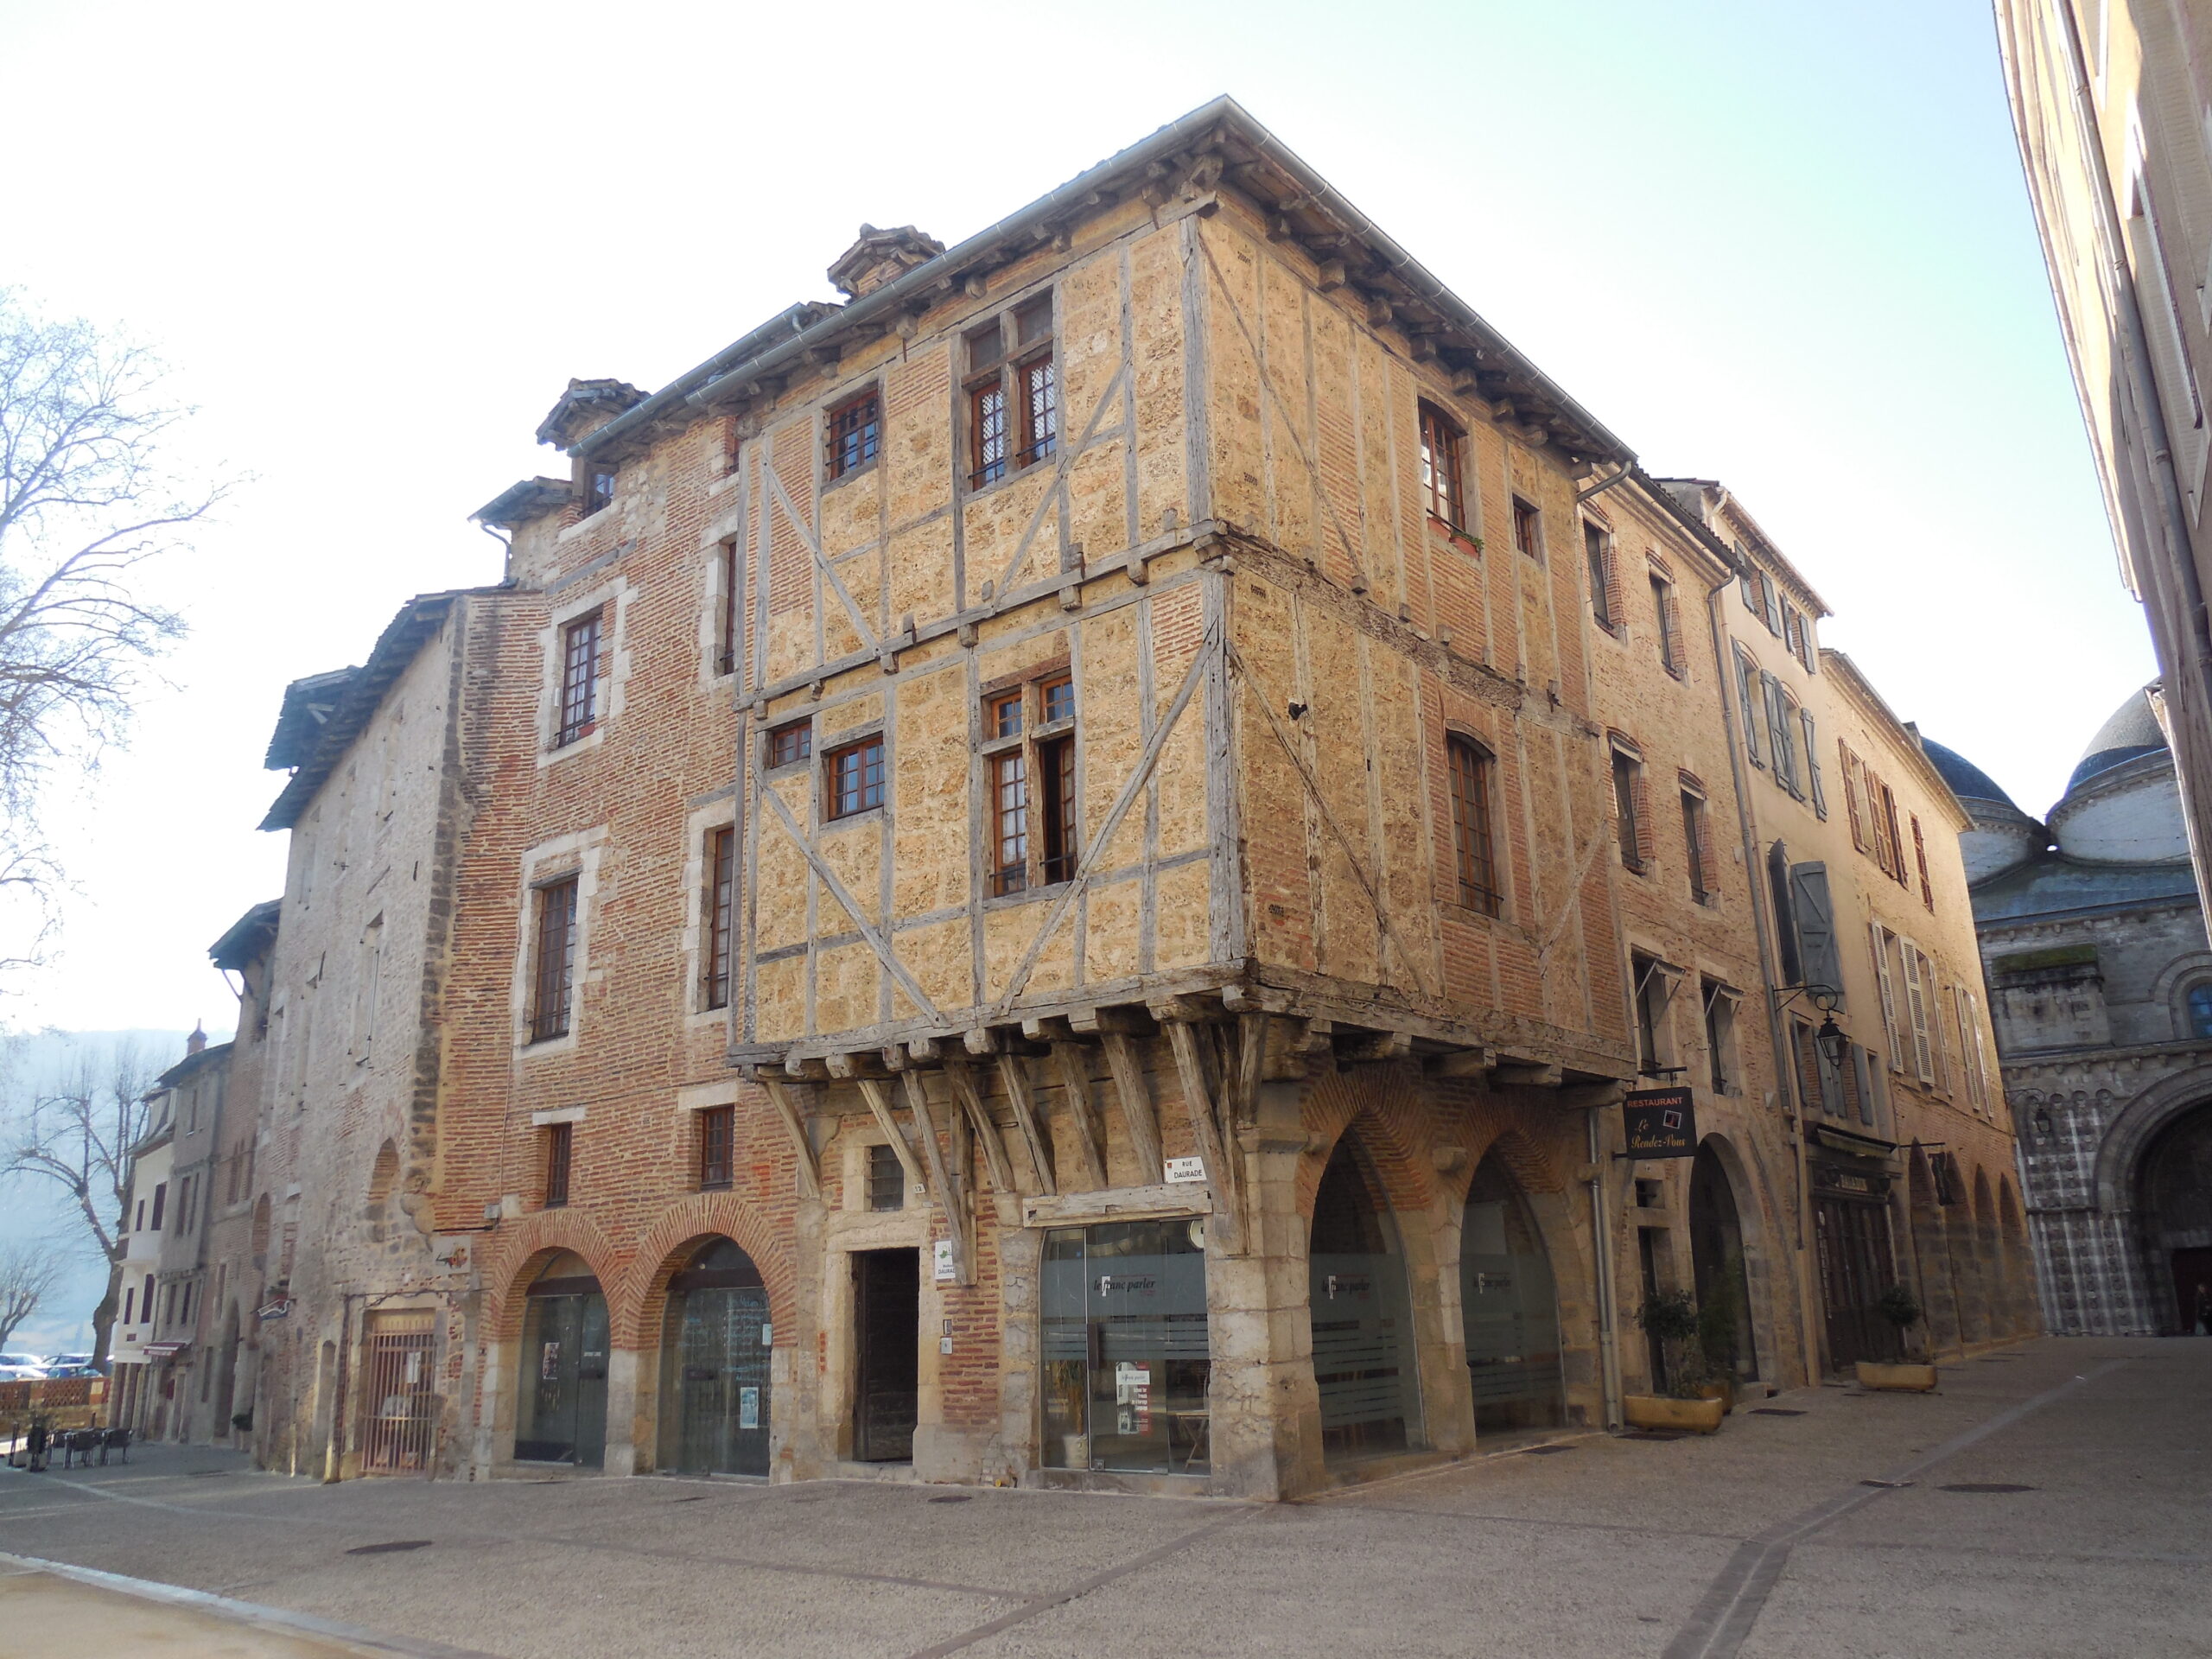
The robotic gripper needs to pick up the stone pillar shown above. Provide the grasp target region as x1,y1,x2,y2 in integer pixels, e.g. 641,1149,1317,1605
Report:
601,1345,645,1476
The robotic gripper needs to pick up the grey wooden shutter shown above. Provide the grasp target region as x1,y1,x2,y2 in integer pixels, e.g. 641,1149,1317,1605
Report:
1789,861,1840,995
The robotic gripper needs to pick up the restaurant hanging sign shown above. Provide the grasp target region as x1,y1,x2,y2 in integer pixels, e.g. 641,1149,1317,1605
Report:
1622,1087,1697,1159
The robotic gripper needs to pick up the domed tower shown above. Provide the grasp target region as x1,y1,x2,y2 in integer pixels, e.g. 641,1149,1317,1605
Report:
1916,733,2044,882
2047,685,2190,865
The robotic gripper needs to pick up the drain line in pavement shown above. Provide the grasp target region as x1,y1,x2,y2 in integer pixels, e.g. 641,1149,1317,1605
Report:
900,1507,1256,1659
1661,1360,2130,1659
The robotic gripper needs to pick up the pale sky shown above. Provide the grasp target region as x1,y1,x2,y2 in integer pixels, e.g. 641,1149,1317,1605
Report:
0,0,2152,1037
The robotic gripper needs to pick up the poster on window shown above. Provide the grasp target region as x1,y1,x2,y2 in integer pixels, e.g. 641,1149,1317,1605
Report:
539,1341,561,1380
738,1387,760,1430
1115,1361,1152,1434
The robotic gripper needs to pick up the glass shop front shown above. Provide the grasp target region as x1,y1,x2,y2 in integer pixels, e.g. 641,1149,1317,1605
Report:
1041,1217,1210,1474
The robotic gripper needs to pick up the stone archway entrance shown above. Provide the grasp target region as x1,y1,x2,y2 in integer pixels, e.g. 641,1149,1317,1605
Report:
1688,1143,1759,1382
515,1251,608,1466
2139,1102,2212,1333
657,1238,773,1477
1308,1136,1421,1465
1460,1151,1563,1437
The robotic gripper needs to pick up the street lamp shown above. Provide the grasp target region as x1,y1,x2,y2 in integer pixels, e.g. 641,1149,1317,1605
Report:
1815,1013,1850,1073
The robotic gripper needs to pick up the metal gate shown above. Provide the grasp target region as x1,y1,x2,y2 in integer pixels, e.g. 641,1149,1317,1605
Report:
361,1312,436,1474
1814,1198,1903,1369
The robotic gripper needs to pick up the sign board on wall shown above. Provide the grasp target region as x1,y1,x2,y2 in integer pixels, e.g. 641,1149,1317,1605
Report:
1623,1087,1697,1158
932,1239,957,1282
1163,1156,1206,1184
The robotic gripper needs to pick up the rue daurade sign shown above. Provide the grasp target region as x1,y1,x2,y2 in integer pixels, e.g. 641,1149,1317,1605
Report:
1623,1086,1697,1158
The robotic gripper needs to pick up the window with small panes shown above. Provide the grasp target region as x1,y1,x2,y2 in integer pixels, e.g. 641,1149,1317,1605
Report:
965,296,1057,489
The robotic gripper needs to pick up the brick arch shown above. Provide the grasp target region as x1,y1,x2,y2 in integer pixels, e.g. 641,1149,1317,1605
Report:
477,1211,624,1345
1296,1065,1435,1217
1466,1125,1565,1198
613,1192,798,1348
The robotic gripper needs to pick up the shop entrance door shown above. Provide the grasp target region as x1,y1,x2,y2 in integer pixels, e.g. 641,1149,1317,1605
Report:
1460,1154,1564,1437
1309,1140,1421,1464
1814,1197,1901,1368
853,1249,918,1462
1039,1218,1211,1472
2170,1247,2212,1335
515,1254,608,1466
659,1239,772,1477
1688,1145,1759,1382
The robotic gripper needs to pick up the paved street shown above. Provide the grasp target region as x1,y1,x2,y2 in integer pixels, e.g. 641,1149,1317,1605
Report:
0,1338,2203,1659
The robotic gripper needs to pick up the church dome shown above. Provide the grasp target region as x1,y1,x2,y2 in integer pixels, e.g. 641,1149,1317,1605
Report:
1918,735,2017,810
2067,683,2167,793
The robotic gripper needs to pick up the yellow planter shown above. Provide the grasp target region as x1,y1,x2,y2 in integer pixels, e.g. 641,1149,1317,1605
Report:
1854,1361,1939,1392
1624,1394,1726,1433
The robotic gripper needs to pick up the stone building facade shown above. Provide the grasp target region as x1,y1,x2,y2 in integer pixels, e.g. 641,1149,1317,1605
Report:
1941,685,2212,1334
1993,0,2212,899
207,100,2024,1498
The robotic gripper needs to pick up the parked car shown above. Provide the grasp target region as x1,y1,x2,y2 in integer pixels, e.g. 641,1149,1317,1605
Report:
0,1365,45,1383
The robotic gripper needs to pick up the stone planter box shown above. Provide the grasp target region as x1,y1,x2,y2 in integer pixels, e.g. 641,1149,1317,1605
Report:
1694,1379,1735,1414
1624,1394,1726,1433
1854,1361,1940,1392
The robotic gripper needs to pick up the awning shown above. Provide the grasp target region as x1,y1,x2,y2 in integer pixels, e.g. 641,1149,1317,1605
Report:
142,1342,189,1359
1812,1125,1897,1161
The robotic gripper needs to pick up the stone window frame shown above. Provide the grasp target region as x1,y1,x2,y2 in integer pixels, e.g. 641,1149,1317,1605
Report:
511,828,606,1058
535,577,633,767
680,795,741,1027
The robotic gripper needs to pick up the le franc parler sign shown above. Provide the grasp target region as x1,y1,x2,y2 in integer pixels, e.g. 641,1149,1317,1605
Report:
1621,1086,1697,1159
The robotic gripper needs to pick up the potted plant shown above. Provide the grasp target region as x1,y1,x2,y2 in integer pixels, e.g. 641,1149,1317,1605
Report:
1624,1289,1726,1433
1854,1284,1940,1392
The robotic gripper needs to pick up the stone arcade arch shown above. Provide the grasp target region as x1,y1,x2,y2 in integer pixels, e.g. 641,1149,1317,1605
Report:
1687,1141,1759,1382
1964,1169,1998,1348
1459,1149,1564,1436
1307,1133,1422,1465
652,1236,774,1478
513,1250,610,1467
2138,1101,2212,1333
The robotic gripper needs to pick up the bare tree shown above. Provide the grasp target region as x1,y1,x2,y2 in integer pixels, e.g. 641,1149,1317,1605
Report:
3,1037,161,1367
0,1236,69,1353
0,289,213,989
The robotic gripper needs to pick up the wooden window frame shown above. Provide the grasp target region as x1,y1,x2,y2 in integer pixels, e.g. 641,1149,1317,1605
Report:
1511,496,1542,561
1585,520,1617,632
1446,735,1503,917
704,825,736,1012
1680,784,1713,905
543,1121,572,1209
1611,741,1649,873
1802,709,1827,819
824,385,882,482
983,672,1079,896
1912,814,1934,910
582,463,615,518
1418,403,1468,531
824,734,886,821
1733,649,1764,769
1649,568,1683,677
1702,979,1740,1095
529,875,580,1044
767,719,813,770
698,1105,734,1192
964,293,1057,491
556,609,602,747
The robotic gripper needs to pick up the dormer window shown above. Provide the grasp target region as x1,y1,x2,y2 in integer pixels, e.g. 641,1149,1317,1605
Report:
584,465,615,518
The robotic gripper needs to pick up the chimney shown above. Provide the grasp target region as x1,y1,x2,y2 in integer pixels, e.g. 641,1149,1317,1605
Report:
186,1022,207,1057
827,225,946,301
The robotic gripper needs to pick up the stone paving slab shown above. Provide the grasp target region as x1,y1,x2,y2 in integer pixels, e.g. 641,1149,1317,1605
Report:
0,1338,2204,1658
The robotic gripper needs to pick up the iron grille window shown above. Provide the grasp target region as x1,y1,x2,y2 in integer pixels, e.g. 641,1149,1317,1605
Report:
966,296,1056,487
715,540,740,677
543,1121,572,1208
1512,497,1541,560
768,720,812,768
1446,736,1501,916
704,826,736,1011
530,876,580,1042
867,1142,905,1211
825,736,884,819
699,1106,734,1191
825,388,881,480
556,610,601,747
1418,403,1467,530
